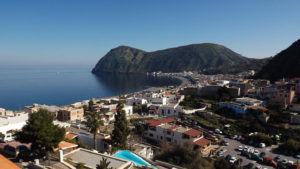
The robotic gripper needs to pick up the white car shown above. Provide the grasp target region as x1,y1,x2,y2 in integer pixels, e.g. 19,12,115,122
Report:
259,143,266,148
229,157,237,163
215,129,222,134
248,147,254,153
282,159,288,164
254,150,260,155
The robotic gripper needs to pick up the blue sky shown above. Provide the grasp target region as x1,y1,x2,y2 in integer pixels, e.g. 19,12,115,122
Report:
0,0,299,66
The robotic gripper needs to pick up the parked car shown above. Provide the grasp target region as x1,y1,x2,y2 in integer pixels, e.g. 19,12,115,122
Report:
229,156,237,163
274,155,280,162
17,150,47,162
235,158,243,166
254,149,260,155
215,128,222,134
259,152,266,158
254,165,262,169
243,162,254,169
295,154,300,159
259,143,266,148
251,153,263,162
225,154,232,161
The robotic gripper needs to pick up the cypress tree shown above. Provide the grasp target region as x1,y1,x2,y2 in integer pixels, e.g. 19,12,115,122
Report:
111,102,130,149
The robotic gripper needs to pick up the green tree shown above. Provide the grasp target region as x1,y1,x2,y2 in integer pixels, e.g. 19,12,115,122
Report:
84,111,104,150
111,103,130,149
96,157,114,169
14,109,65,156
279,139,300,155
154,142,214,169
248,133,273,146
217,86,231,101
89,100,94,108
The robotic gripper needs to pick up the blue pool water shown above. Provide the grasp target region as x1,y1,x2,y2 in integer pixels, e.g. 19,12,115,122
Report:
113,151,153,168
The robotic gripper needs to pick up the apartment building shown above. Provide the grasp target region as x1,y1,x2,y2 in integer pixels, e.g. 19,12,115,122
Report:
145,118,211,153
57,108,84,122
270,89,295,106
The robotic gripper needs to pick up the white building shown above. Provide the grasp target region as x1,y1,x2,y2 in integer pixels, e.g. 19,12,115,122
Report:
143,93,167,105
0,113,29,141
105,112,115,122
123,105,133,116
235,97,263,106
215,80,230,87
145,118,211,153
158,104,183,117
125,97,148,106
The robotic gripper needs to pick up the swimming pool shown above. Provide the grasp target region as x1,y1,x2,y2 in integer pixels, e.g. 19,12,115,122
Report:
113,150,154,168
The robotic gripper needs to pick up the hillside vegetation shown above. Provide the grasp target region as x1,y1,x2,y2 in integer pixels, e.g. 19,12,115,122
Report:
255,39,300,81
92,43,267,74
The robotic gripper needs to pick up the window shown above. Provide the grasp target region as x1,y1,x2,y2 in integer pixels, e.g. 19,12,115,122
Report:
183,134,190,139
167,137,172,142
161,136,163,140
168,110,171,114
167,131,171,135
149,133,153,137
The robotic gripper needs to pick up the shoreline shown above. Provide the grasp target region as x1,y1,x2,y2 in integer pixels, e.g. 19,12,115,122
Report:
2,74,189,112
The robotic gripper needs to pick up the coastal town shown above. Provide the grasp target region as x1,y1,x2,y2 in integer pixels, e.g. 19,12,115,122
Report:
1,70,300,169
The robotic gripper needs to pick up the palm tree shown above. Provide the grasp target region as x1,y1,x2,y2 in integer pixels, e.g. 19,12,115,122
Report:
96,157,114,169
84,111,104,150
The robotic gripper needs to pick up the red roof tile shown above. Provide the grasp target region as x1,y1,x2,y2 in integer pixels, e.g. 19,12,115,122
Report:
184,129,203,137
194,138,211,147
65,133,78,140
146,117,176,127
0,154,21,169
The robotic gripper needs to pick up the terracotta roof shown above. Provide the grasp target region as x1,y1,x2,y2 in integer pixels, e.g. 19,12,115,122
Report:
148,109,158,113
146,117,176,127
183,129,203,137
168,125,179,130
111,109,117,112
194,138,211,147
247,106,268,112
276,84,286,87
58,141,78,150
248,89,256,93
65,133,78,140
0,154,21,169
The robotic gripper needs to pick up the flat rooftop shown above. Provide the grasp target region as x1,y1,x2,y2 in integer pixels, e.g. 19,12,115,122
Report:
65,149,131,169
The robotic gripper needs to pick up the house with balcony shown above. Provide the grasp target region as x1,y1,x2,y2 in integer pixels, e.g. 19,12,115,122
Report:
145,118,211,153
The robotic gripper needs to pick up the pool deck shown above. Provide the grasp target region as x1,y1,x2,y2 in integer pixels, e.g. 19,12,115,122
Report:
64,148,132,169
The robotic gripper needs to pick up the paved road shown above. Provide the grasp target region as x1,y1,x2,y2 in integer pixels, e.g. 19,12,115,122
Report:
220,136,299,169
